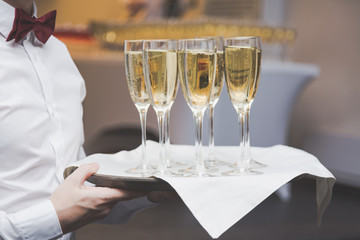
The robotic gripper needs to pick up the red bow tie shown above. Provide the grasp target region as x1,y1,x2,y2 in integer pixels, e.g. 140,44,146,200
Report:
6,8,56,44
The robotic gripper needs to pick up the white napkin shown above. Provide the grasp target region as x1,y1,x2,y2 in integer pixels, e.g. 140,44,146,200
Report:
66,141,335,239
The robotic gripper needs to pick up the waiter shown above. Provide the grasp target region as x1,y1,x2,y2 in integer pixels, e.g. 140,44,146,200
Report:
0,0,161,239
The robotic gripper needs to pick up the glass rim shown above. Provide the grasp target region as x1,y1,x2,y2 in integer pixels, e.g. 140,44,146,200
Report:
124,39,144,43
143,39,178,42
178,38,215,42
225,36,261,40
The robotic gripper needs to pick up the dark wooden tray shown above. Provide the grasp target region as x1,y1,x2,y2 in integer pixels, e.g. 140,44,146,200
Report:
64,166,174,191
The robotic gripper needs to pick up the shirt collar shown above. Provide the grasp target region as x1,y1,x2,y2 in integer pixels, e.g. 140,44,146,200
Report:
0,1,37,39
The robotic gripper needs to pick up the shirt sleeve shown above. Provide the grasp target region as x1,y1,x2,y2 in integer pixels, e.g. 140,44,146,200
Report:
98,196,156,225
0,200,63,240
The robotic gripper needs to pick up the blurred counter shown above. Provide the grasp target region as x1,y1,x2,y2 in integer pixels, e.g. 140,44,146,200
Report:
303,123,360,188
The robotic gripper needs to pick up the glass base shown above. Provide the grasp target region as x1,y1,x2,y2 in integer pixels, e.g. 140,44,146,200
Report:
125,165,154,177
166,160,187,168
232,159,267,169
247,159,267,168
179,165,218,175
154,169,183,177
222,167,261,176
152,161,186,171
205,158,231,168
180,168,211,177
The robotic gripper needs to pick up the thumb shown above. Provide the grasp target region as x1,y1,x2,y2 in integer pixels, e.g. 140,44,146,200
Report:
68,162,99,186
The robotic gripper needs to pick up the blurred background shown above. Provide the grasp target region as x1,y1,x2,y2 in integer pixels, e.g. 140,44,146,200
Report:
36,0,360,239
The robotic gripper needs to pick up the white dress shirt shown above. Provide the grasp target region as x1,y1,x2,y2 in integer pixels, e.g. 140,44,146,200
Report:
0,2,152,239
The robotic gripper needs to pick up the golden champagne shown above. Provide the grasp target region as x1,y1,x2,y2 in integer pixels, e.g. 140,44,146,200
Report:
248,49,262,102
209,51,225,106
224,46,260,108
178,50,215,110
124,51,150,107
177,50,189,104
145,50,178,108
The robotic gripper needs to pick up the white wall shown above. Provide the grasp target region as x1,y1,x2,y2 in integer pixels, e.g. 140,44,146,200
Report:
286,0,360,147
283,0,360,186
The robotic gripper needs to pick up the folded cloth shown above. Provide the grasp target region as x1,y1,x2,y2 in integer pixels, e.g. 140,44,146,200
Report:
66,141,335,239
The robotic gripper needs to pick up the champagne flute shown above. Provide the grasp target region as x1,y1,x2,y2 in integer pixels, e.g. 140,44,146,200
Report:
143,39,180,176
178,38,216,177
124,40,153,176
244,37,266,168
223,36,262,175
201,36,228,168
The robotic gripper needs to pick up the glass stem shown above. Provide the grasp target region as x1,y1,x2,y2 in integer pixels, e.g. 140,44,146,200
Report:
156,110,167,174
244,105,252,163
194,111,206,175
138,107,149,173
237,110,245,170
165,109,171,167
208,105,215,160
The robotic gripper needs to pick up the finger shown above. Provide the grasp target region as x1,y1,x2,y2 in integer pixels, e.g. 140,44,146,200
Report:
68,162,99,186
91,187,145,202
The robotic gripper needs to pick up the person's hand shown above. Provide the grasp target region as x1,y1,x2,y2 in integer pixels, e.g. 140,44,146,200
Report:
50,163,145,234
